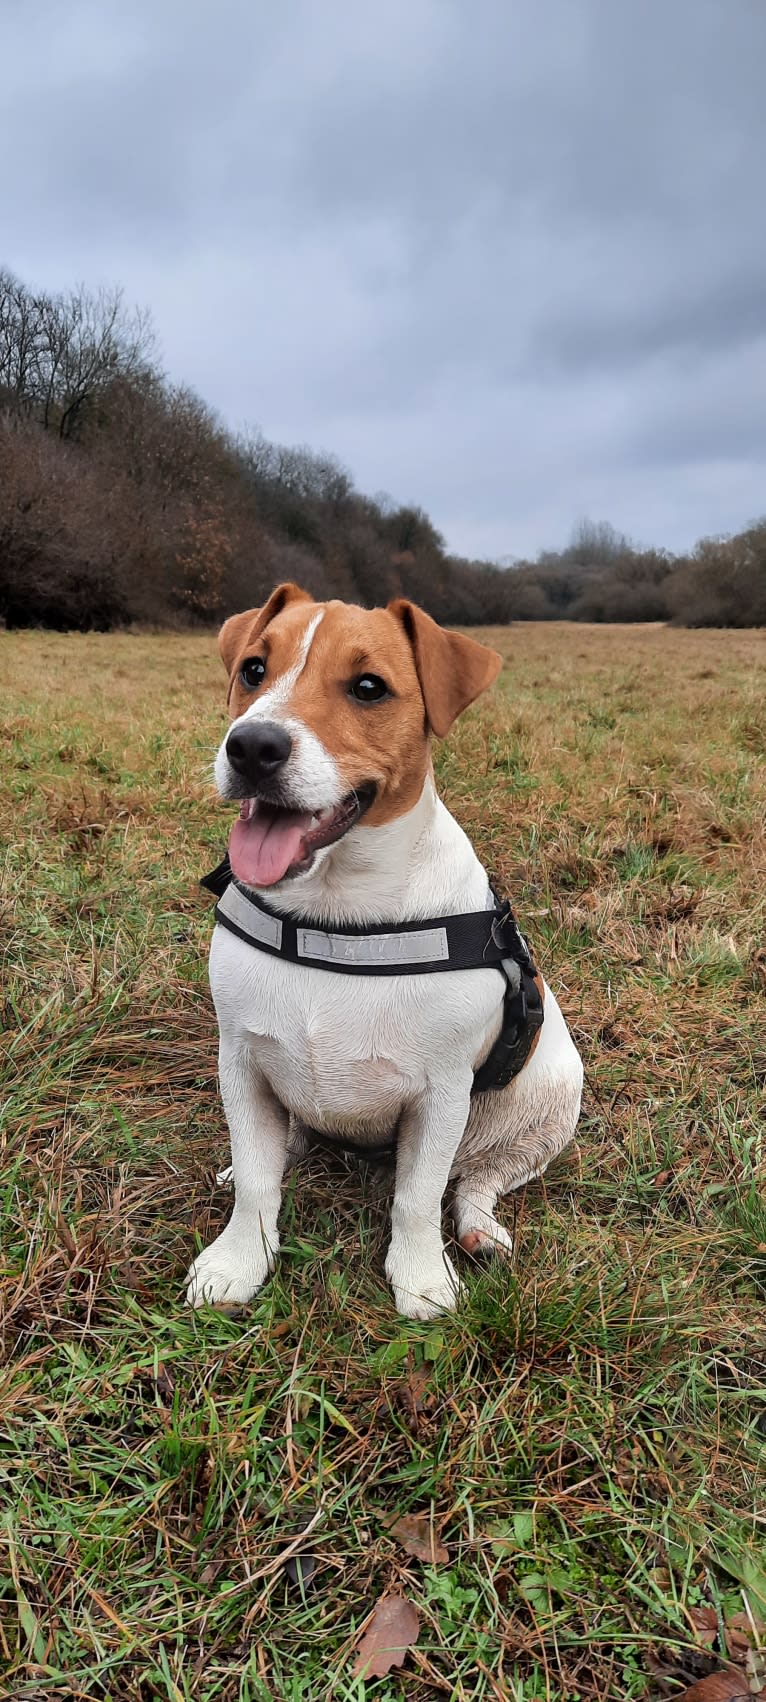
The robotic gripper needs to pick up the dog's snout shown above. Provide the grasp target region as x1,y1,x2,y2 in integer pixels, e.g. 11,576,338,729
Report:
226,721,292,783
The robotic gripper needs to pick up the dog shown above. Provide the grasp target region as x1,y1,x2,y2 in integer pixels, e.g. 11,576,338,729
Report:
187,582,583,1319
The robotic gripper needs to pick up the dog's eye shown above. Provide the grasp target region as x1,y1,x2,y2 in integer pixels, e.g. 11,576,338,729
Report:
239,656,266,691
349,674,389,704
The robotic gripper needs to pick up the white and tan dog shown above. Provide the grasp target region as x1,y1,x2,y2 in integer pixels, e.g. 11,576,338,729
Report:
188,583,582,1319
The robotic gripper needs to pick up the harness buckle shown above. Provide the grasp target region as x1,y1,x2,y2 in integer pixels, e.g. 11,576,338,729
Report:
522,978,545,1030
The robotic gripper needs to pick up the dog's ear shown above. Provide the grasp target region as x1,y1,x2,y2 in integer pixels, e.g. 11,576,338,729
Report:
217,583,315,675
388,598,503,737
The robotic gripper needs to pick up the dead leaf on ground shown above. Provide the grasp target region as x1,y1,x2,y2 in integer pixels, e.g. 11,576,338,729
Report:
690,1606,719,1647
677,1673,754,1700
394,1362,435,1435
686,1603,765,1672
725,1610,765,1662
352,1594,420,1678
386,1511,449,1564
647,1647,734,1693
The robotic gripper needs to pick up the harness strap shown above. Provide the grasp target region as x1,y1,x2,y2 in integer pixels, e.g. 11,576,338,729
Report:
203,853,534,977
471,967,543,1094
200,853,543,1093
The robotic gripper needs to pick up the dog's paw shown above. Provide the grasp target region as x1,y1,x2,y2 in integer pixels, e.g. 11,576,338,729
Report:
385,1240,462,1320
458,1220,514,1262
185,1230,276,1309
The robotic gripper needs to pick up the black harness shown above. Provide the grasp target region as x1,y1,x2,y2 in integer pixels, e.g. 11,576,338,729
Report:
200,855,543,1101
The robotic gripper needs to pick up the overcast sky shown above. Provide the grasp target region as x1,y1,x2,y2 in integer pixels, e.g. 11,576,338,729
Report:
3,0,765,561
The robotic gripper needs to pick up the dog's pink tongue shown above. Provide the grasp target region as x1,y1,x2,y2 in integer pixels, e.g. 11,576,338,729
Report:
229,806,312,887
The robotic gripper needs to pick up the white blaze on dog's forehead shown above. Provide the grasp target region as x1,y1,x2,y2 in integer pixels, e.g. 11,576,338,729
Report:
242,608,325,720
214,606,344,811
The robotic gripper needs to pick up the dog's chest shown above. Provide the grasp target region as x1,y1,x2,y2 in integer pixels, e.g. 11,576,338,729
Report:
209,926,499,1131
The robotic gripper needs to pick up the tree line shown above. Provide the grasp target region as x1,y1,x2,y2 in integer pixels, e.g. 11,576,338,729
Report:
1,266,763,630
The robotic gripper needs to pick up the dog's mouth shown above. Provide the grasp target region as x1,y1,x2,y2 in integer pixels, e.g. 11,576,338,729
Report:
228,783,376,888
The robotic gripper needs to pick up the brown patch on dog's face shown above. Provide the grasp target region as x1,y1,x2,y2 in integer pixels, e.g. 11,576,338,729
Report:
219,585,503,827
218,583,314,702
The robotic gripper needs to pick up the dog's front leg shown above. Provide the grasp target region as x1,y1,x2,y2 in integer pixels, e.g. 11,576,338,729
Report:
186,1038,288,1308
385,1074,472,1320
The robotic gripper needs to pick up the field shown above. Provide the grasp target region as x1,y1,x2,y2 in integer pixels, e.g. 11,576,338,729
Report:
2,621,765,1702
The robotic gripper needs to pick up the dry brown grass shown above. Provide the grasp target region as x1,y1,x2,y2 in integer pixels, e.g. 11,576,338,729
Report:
1,622,765,1701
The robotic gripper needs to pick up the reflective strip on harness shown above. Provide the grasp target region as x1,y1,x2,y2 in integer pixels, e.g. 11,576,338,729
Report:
217,881,283,949
297,923,449,967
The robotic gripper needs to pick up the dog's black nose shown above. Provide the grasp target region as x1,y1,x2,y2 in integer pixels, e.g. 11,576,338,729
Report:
226,721,292,783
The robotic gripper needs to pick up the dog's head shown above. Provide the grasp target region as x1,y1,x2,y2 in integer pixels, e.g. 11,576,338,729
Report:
214,582,502,888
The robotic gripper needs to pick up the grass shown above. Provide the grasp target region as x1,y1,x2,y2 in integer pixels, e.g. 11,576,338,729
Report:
1,619,765,1701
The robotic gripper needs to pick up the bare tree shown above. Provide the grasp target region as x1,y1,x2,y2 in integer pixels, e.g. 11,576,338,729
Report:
45,283,154,438
567,517,633,565
0,269,154,437
0,269,46,415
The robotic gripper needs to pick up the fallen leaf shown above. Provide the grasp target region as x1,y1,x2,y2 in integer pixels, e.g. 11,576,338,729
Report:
725,1610,765,1662
726,1626,752,1663
387,1511,448,1564
395,1364,433,1434
678,1674,753,1700
646,1646,721,1690
690,1606,719,1647
352,1594,420,1678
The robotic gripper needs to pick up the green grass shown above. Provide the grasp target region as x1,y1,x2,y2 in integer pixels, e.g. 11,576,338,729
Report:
1,621,765,1700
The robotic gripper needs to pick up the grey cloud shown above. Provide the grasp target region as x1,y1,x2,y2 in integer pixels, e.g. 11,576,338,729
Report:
2,0,765,559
